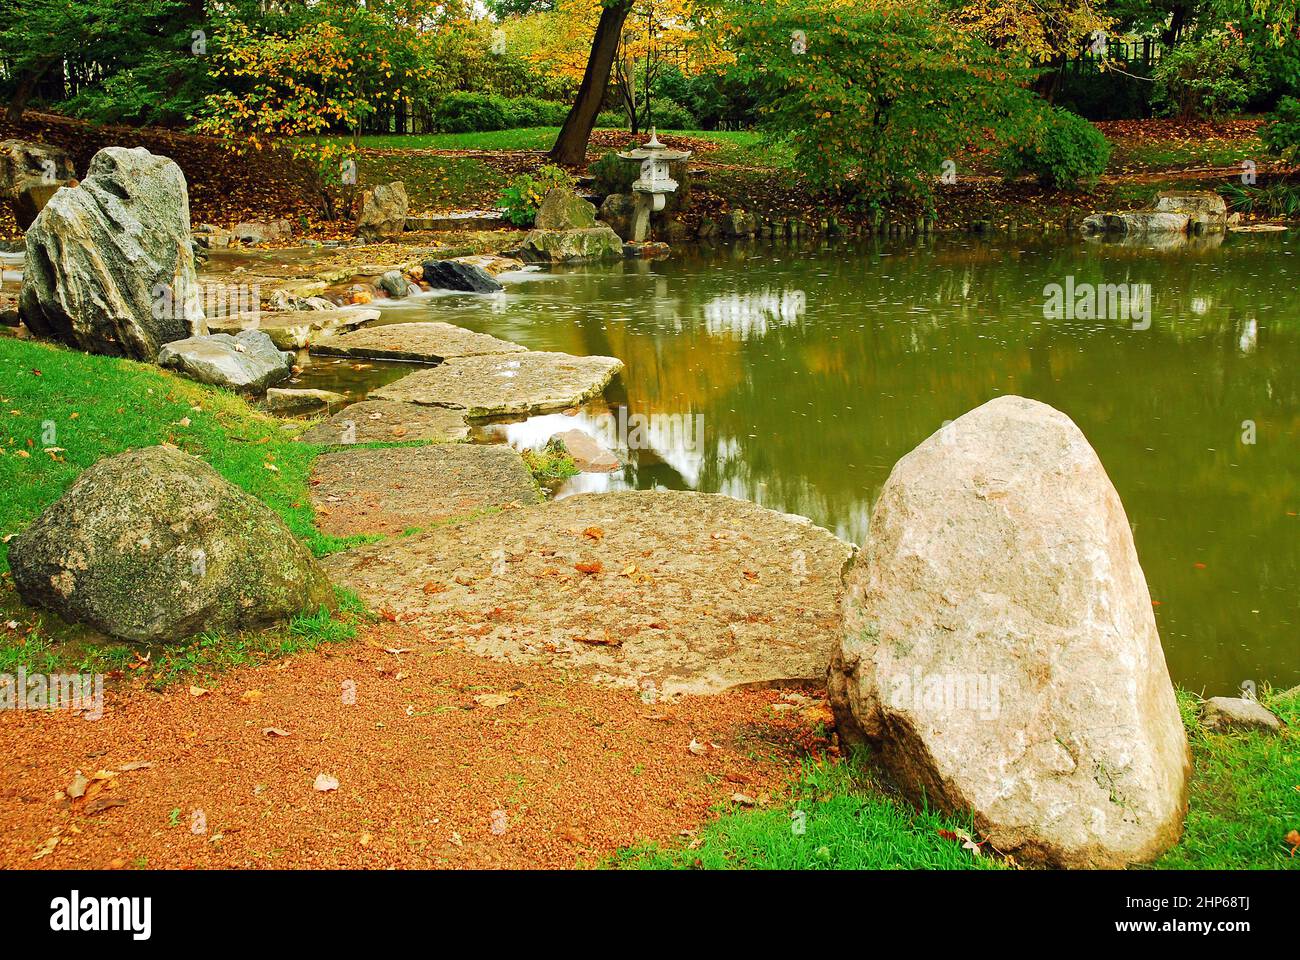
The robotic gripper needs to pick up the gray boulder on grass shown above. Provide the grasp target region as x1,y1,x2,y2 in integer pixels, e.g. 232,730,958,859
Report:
8,446,336,643
828,395,1191,869
1200,696,1284,734
19,146,206,360
158,329,293,392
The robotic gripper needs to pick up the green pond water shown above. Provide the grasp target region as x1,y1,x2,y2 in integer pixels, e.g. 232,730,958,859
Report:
296,233,1299,694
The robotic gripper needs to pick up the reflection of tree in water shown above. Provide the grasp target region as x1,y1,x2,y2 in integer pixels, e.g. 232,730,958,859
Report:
447,236,1300,688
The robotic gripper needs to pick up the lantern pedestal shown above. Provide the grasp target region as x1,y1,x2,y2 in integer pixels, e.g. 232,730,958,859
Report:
618,128,691,243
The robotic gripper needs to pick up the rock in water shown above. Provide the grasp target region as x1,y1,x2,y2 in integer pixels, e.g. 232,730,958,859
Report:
518,226,624,264
827,395,1190,868
158,330,293,392
421,259,503,293
18,147,205,360
356,181,408,241
9,446,335,643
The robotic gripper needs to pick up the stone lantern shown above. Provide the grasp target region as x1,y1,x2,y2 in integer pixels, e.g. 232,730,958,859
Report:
618,128,691,242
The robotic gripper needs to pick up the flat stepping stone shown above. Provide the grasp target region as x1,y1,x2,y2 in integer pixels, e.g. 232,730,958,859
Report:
207,308,378,350
298,400,471,446
322,490,853,696
371,351,624,418
310,444,541,537
310,321,525,363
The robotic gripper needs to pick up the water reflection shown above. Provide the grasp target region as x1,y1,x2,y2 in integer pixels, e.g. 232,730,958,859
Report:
395,233,1298,693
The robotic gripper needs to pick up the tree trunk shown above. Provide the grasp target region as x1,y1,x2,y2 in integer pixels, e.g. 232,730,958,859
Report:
549,0,633,167
6,57,56,125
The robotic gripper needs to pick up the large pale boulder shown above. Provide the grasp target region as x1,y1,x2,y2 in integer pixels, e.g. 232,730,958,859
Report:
828,395,1190,869
9,446,336,643
356,181,408,241
18,146,205,360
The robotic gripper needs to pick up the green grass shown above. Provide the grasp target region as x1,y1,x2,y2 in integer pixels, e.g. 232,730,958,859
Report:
520,438,578,488
0,336,375,682
615,755,1002,870
617,689,1299,871
1155,687,1300,869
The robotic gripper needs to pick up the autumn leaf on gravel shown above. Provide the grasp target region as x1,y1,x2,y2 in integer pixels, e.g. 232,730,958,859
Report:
421,581,447,595
66,771,88,799
582,526,604,541
1286,829,1300,857
32,835,60,861
262,727,291,738
116,761,154,772
574,560,602,575
688,739,708,756
313,774,339,792
84,796,129,817
472,693,512,709
731,793,756,806
189,685,209,697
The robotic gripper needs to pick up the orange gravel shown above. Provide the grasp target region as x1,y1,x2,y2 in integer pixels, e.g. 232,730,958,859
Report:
0,624,831,869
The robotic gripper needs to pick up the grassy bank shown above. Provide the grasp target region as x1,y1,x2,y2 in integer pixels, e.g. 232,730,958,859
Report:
0,336,369,685
617,688,1299,870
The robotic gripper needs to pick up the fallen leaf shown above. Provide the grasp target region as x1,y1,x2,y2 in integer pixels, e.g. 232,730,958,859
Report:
731,793,756,806
66,771,88,799
83,796,128,817
189,686,209,698
574,560,603,575
32,836,59,861
688,739,708,756
473,693,512,709
582,526,604,541
313,773,339,792
262,727,291,738
116,761,154,772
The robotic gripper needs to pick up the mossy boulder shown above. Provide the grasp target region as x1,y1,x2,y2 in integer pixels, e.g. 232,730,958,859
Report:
518,226,624,264
9,446,336,643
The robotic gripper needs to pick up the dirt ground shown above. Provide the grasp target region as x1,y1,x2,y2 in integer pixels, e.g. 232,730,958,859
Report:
0,622,834,869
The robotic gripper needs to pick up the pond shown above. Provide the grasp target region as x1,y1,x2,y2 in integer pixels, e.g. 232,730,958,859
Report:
301,232,1298,694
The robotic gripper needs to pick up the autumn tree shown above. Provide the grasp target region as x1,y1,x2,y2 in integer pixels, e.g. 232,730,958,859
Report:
194,0,442,219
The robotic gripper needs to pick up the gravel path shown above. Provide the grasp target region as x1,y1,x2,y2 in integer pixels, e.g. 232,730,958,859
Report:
0,624,833,869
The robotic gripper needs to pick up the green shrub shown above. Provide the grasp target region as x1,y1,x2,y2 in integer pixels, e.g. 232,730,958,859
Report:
589,150,637,195
997,107,1110,190
497,164,576,227
644,98,697,130
595,109,626,128
1262,96,1300,161
1152,34,1262,120
432,92,572,133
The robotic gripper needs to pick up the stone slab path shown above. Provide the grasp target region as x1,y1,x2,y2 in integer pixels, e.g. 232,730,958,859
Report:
298,400,470,446
323,490,853,696
371,352,624,418
208,308,379,350
311,321,526,363
310,444,541,537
